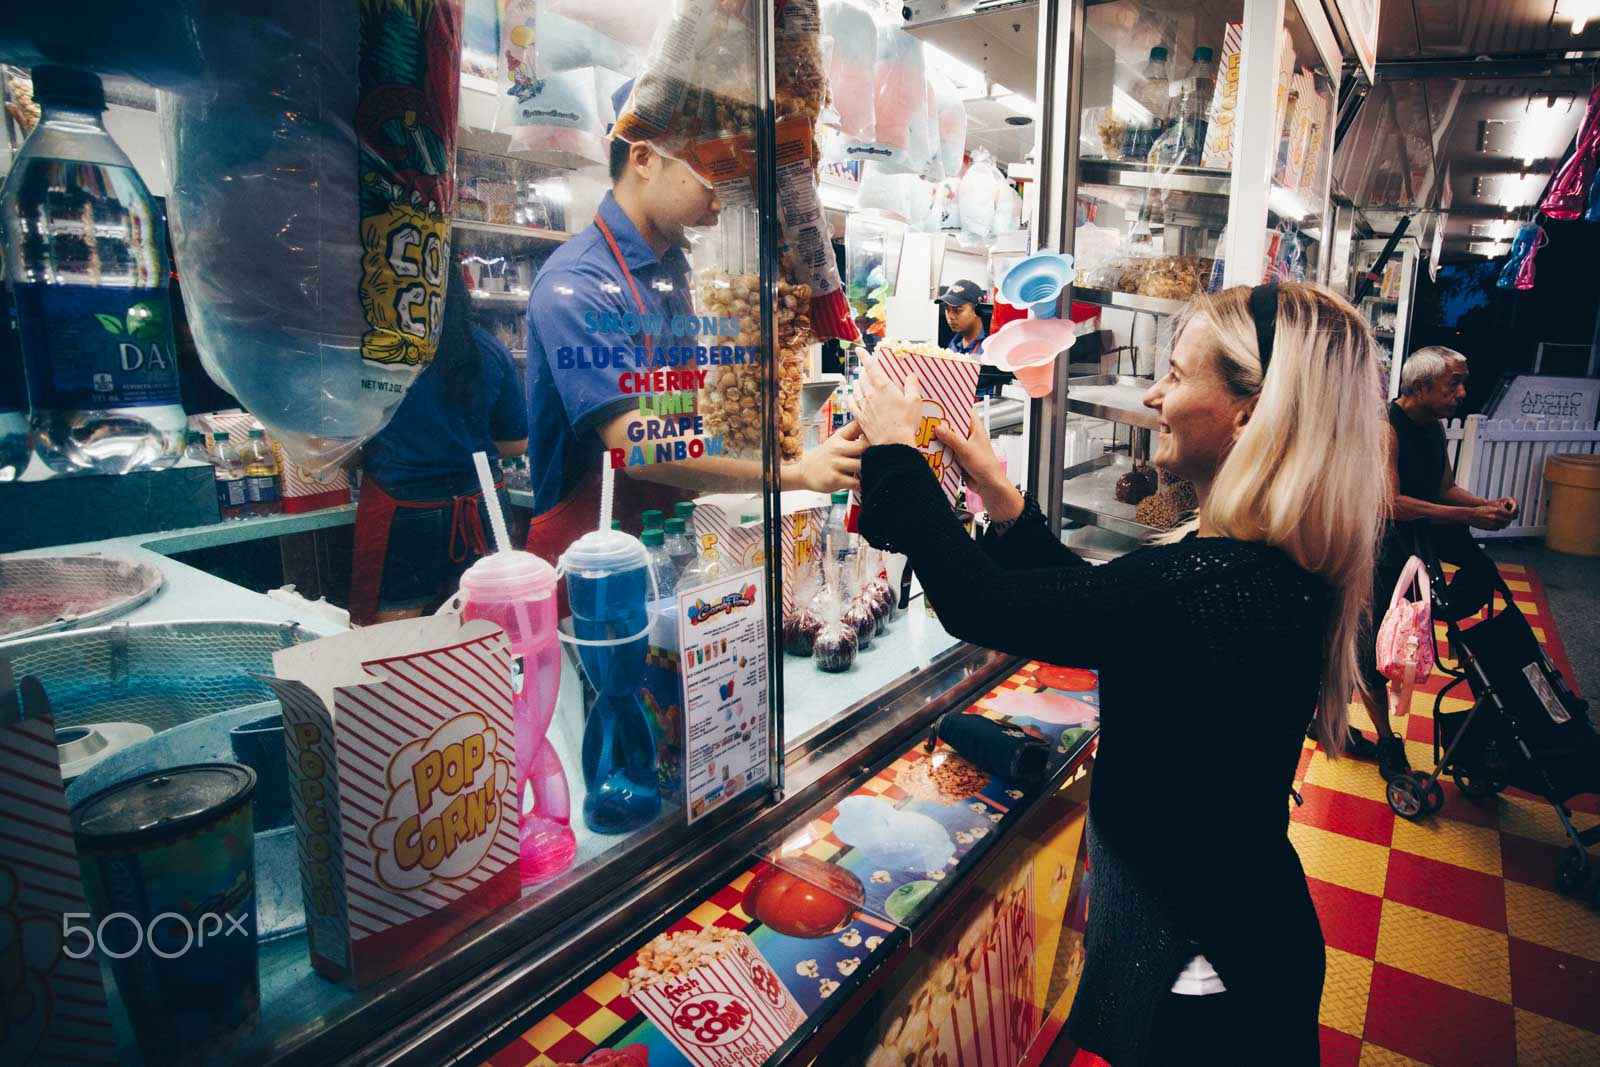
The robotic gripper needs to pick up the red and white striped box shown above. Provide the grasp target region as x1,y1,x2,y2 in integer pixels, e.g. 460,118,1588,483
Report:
927,868,1037,1067
692,493,828,611
0,715,120,1065
629,931,807,1067
873,345,982,506
265,615,517,988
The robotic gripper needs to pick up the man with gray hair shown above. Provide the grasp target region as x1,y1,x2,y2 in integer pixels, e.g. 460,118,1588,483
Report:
1349,346,1519,781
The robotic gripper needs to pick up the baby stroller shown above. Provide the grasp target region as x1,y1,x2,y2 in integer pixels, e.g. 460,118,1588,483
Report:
1384,533,1600,907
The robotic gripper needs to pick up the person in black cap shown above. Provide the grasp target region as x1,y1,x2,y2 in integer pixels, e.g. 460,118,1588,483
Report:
939,279,988,356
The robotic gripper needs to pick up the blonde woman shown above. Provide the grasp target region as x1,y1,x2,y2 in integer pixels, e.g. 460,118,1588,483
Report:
851,283,1389,1065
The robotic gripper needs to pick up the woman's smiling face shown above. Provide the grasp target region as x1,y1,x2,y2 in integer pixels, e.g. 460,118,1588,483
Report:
1141,319,1254,486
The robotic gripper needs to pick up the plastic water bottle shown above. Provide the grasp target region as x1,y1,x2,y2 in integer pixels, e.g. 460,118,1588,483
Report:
0,67,184,477
182,429,210,464
823,489,857,571
641,527,679,599
1124,46,1172,162
211,431,248,519
640,508,664,532
664,516,697,583
243,428,282,516
678,536,722,591
0,281,29,480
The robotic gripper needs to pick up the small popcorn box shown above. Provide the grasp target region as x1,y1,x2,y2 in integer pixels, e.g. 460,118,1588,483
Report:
270,441,351,514
1201,22,1243,168
264,615,517,987
692,493,829,610
0,712,120,1065
874,345,982,506
628,929,807,1067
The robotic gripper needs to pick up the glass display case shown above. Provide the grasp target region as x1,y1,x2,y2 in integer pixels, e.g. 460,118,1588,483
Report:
1350,235,1423,397
1060,0,1342,552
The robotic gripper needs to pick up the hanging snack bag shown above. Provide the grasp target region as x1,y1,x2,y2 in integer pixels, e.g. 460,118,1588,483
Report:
777,0,828,123
832,25,927,175
611,0,759,159
822,0,878,138
934,76,968,180
500,66,610,165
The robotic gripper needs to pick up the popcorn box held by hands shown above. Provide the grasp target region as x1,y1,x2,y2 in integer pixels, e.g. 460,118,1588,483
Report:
265,615,517,988
626,927,807,1067
873,345,981,506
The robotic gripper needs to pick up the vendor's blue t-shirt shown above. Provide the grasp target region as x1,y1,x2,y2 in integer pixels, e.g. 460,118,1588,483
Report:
524,192,694,515
365,326,527,485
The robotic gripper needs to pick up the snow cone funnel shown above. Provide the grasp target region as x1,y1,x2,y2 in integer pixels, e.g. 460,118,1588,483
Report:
984,316,1075,398
998,252,1075,319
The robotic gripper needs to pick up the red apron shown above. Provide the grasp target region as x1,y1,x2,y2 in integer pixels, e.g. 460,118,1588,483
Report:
525,211,686,613
350,475,498,626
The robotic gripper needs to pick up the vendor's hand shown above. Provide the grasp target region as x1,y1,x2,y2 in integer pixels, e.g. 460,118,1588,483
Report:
1469,503,1512,531
796,418,865,492
850,361,921,448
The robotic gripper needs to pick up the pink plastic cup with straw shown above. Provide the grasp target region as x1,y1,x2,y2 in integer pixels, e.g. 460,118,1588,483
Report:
457,452,576,884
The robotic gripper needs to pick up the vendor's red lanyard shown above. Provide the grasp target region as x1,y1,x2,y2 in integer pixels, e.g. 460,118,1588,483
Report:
594,212,656,356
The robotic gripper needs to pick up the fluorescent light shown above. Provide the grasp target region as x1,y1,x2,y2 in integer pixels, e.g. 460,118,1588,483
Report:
1468,240,1511,256
1515,96,1574,166
1268,185,1311,221
1492,173,1544,208
1558,0,1600,33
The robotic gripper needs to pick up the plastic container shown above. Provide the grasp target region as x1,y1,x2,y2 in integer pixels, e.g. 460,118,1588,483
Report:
243,428,282,516
642,527,679,600
212,431,248,519
458,549,576,882
72,764,259,1058
561,529,662,833
1544,454,1600,557
1124,46,1171,161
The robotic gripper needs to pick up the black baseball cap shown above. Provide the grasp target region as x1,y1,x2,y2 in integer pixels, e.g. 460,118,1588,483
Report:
939,280,985,307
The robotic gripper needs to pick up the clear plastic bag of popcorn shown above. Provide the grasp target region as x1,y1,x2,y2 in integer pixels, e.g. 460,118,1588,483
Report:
611,0,759,159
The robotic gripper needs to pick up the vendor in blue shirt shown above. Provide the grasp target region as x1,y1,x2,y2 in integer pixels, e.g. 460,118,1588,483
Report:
523,86,864,569
350,271,527,624
940,279,988,356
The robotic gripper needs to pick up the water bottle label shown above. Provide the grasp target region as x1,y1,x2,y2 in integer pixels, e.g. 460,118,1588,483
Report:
15,283,181,408
218,477,247,510
249,475,280,506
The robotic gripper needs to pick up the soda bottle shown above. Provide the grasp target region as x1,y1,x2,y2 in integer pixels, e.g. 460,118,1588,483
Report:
211,431,248,519
243,427,282,516
1125,46,1172,162
0,67,185,476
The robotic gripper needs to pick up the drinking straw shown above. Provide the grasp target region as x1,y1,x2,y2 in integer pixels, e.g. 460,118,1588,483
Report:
599,454,615,532
473,451,511,554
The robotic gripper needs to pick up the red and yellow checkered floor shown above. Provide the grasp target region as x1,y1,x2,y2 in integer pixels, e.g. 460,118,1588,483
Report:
1294,561,1600,1066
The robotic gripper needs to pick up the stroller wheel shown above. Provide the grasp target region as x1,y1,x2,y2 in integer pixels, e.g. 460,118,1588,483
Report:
1451,769,1506,799
1388,776,1425,820
1415,773,1445,815
1555,848,1591,897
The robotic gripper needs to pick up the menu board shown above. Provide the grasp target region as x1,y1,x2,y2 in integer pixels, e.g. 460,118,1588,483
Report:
678,568,771,824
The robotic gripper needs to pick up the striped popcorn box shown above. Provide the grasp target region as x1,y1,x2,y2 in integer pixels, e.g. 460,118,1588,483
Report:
0,715,120,1065
265,615,517,987
692,493,829,610
625,927,806,1067
874,345,982,506
268,440,350,514
1201,22,1243,168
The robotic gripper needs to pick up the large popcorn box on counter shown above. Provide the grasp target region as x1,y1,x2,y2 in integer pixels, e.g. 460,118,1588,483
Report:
626,928,807,1067
873,344,982,507
0,712,121,1065
264,616,517,987
692,492,829,611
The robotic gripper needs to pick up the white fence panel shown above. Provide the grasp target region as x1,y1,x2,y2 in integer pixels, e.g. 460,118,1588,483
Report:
1454,416,1600,538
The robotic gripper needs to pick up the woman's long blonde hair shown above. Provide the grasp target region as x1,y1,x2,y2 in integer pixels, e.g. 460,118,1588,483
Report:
1174,283,1391,755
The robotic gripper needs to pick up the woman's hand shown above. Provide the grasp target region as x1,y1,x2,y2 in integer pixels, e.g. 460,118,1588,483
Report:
933,407,1024,521
850,361,921,448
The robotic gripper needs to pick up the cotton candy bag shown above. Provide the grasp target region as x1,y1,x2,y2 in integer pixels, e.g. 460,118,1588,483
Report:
821,0,877,139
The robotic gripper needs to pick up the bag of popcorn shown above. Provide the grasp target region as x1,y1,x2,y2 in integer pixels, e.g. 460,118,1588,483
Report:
624,926,806,1066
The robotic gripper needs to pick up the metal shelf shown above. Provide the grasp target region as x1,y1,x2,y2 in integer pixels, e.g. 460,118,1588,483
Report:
1079,158,1232,197
1072,287,1189,316
1066,375,1158,430
1060,454,1163,541
452,219,573,242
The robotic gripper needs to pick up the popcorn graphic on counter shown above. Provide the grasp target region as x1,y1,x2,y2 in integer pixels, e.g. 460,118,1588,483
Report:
837,957,861,976
838,928,863,948
795,959,820,979
873,343,982,506
871,870,892,884
819,978,840,998
865,935,884,952
267,614,517,987
624,926,807,1067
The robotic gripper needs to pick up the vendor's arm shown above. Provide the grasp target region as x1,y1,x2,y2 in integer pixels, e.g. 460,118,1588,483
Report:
482,327,530,462
598,412,864,494
860,445,1134,667
1387,425,1512,530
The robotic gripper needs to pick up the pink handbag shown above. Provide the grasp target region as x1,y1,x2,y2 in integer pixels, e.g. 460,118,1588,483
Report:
1376,557,1435,712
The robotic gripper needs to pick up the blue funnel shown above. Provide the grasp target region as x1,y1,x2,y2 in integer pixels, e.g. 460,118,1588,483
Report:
999,253,1075,319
